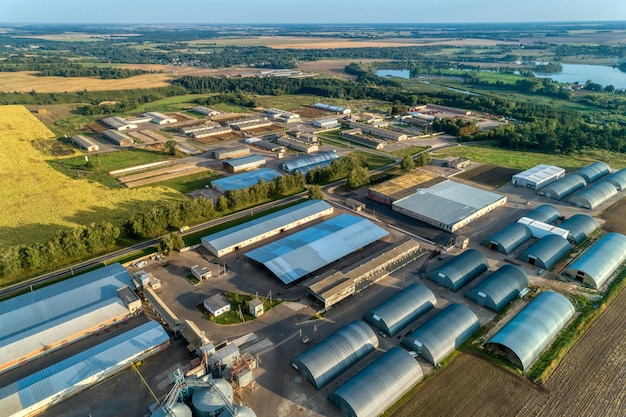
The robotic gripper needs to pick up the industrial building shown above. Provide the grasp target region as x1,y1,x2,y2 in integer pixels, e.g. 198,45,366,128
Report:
485,291,574,370
367,170,442,206
465,265,530,312
0,263,138,375
329,347,423,417
201,200,334,257
568,181,618,209
229,117,272,131
392,180,507,232
222,154,266,173
562,232,626,289
313,102,351,114
523,204,561,224
511,164,565,190
277,136,319,153
0,321,169,417
481,223,532,255
71,134,99,152
244,137,285,153
574,161,610,183
363,283,436,336
191,106,222,116
101,116,137,130
426,249,488,291
210,168,282,193
179,122,219,135
559,214,597,244
517,235,571,269
212,146,250,160
203,294,231,317
263,108,300,122
516,217,569,240
190,126,233,139
349,121,407,141
290,321,378,389
313,118,340,129
538,174,586,200
144,112,177,124
402,304,480,366
603,168,626,190
279,151,339,174
245,214,389,285
340,129,385,149
103,129,133,146
305,239,421,309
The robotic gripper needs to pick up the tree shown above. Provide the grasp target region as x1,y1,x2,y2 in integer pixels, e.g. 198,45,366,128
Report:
216,195,229,212
346,167,370,189
158,233,185,255
308,185,324,200
164,140,178,155
400,155,415,172
416,153,431,167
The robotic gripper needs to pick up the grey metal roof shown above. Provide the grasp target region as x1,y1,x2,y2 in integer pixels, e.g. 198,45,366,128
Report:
426,249,488,291
603,168,626,191
329,347,423,417
517,235,571,270
481,223,532,255
211,168,282,192
402,303,480,366
465,265,530,312
563,232,626,289
511,164,565,188
574,161,610,183
568,181,617,209
363,283,437,337
0,321,169,416
538,174,586,200
245,214,389,285
485,291,574,370
290,320,378,389
201,200,333,256
223,154,266,168
280,151,338,172
523,204,561,224
559,214,597,244
393,181,506,228
0,263,133,371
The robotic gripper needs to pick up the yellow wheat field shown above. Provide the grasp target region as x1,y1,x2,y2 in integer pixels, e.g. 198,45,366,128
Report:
0,105,182,248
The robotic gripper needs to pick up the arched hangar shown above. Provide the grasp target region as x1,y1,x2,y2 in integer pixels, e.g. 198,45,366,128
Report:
538,174,586,200
574,161,610,184
427,249,488,291
481,223,532,255
559,214,597,244
568,181,617,209
523,204,561,224
603,168,626,191
465,265,530,312
517,235,571,270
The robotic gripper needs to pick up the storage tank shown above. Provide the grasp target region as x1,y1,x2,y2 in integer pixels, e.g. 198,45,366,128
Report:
150,403,193,417
218,405,257,417
192,379,234,417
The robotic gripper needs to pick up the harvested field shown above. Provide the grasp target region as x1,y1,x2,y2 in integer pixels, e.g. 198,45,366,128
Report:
127,131,157,144
293,107,333,118
138,130,169,142
123,166,209,188
599,197,626,234
456,164,517,187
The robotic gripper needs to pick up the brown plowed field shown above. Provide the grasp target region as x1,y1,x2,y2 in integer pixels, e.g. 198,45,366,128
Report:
456,164,518,187
391,286,626,417
123,166,208,188
599,197,626,234
117,162,198,183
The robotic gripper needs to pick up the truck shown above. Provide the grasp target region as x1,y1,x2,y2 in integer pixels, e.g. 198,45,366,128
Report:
179,225,190,233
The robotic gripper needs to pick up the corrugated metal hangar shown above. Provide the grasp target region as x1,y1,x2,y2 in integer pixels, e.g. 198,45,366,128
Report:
481,222,532,255
279,151,338,173
537,174,586,200
517,235,571,269
485,291,574,370
363,283,437,337
465,265,530,312
426,249,488,291
562,232,626,289
329,347,423,417
559,213,597,244
568,181,617,209
511,164,565,190
523,204,561,224
290,321,378,389
517,217,569,240
392,181,507,232
211,168,283,193
222,154,266,173
402,303,480,366
245,214,389,285
574,161,610,184
603,168,626,190
201,200,334,257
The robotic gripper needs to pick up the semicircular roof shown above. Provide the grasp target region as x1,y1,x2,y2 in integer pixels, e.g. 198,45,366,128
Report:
427,249,488,291
481,223,532,255
568,181,617,209
518,235,571,270
523,204,561,224
563,232,626,289
575,161,610,183
539,175,586,200
486,291,574,370
279,151,338,172
559,214,597,244
465,265,530,312
603,168,626,191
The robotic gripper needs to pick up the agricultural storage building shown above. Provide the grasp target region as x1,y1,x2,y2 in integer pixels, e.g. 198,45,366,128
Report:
574,161,610,183
313,102,351,114
523,204,561,224
426,249,488,291
393,181,507,232
144,111,177,124
191,106,221,116
481,223,532,255
71,134,99,152
210,168,282,193
516,217,569,240
0,263,136,375
245,137,285,152
402,304,480,366
603,168,626,190
568,181,617,209
103,129,133,146
367,170,442,206
340,129,385,150
559,214,597,244
190,126,233,138
562,232,626,289
280,151,338,173
229,116,272,131
363,283,437,337
277,136,319,153
313,118,340,129
201,200,333,257
537,174,586,200
348,121,408,141
212,146,250,160
222,154,266,173
517,235,571,269
290,320,378,389
511,164,565,190
485,291,574,370
329,348,423,417
0,321,169,417
101,116,137,130
465,265,529,312
246,214,389,285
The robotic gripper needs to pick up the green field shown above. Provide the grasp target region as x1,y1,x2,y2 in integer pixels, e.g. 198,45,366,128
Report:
391,145,429,158
150,171,222,194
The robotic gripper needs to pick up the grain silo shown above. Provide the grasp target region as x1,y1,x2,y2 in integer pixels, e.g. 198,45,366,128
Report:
218,405,257,417
192,379,234,417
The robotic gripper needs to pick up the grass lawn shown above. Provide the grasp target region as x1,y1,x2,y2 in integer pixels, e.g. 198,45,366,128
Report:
390,145,429,158
253,94,323,110
204,291,283,324
149,171,223,194
356,151,395,169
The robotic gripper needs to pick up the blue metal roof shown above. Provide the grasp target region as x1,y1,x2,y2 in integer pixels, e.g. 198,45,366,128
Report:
481,223,532,255
538,174,586,200
517,235,571,270
211,168,282,191
223,154,266,168
245,214,389,285
486,291,574,370
568,181,617,209
559,214,597,244
427,249,488,291
574,161,610,183
563,232,626,289
524,204,561,224
465,265,530,312
603,168,626,191
280,151,338,173
329,348,423,417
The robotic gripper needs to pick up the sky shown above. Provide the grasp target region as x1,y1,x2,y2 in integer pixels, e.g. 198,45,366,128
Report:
1,0,625,25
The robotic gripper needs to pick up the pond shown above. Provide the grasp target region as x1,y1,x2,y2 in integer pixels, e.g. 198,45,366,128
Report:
534,64,626,88
375,69,410,79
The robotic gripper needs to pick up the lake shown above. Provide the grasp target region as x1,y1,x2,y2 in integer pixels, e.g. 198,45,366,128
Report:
534,64,626,88
375,69,410,79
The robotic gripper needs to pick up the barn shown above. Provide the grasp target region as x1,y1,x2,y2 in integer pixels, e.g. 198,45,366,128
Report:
511,164,565,190
426,249,488,291
523,204,561,224
103,129,133,147
465,265,530,312
537,174,586,200
222,154,266,173
481,223,532,255
574,161,610,184
603,168,626,190
559,214,597,244
485,291,574,370
71,135,99,152
290,321,378,389
362,283,437,337
402,304,480,366
568,181,617,209
517,235,571,269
